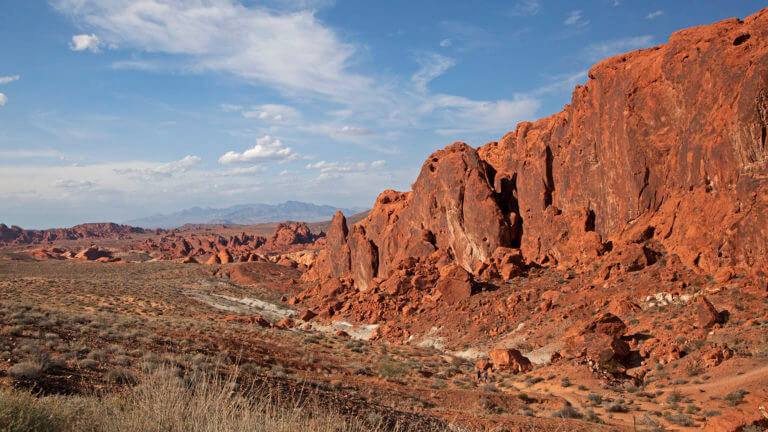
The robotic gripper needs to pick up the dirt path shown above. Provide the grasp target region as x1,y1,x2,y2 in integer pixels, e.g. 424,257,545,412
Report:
676,362,768,394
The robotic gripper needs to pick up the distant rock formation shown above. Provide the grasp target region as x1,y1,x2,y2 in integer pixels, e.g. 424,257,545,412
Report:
0,223,148,246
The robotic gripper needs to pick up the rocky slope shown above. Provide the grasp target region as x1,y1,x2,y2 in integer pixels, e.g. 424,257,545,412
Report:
307,8,768,292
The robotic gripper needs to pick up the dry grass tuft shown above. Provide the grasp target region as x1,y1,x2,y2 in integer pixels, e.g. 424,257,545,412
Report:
0,366,427,431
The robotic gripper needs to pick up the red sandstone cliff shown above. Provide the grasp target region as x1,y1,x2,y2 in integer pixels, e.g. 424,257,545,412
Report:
308,9,768,289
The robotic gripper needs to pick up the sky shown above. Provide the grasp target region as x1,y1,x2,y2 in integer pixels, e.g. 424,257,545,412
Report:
0,0,765,229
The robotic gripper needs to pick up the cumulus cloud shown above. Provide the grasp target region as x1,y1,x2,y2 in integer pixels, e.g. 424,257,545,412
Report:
584,35,654,61
114,155,200,180
241,104,300,122
69,34,101,52
0,94,6,106
219,136,298,164
52,0,374,104
564,10,589,27
412,53,456,92
507,0,542,17
646,10,663,19
0,75,19,84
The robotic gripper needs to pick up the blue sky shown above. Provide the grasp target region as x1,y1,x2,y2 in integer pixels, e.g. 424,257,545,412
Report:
0,0,765,228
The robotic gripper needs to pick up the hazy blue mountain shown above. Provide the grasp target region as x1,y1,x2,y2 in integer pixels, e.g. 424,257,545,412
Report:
125,201,366,229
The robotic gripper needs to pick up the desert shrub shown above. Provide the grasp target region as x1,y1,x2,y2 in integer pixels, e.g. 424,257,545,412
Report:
78,359,100,370
1,326,23,337
378,362,407,378
111,356,131,366
87,350,107,362
724,389,747,406
0,389,62,432
105,368,138,385
7,361,45,380
606,402,629,413
664,412,694,426
666,391,682,403
586,392,603,405
623,382,638,393
550,405,581,419
583,408,605,424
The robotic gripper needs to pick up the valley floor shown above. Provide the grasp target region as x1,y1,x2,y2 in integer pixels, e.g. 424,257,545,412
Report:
0,258,766,431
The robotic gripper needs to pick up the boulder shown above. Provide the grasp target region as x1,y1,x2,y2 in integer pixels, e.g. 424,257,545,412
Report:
694,296,724,328
298,309,317,321
488,348,532,373
566,332,631,364
574,312,627,339
435,264,475,304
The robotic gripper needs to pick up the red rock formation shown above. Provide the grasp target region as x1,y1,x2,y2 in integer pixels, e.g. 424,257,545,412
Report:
260,222,325,253
307,9,768,292
0,223,148,246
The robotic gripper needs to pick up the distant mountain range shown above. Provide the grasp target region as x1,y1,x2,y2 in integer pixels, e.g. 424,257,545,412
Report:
125,201,367,229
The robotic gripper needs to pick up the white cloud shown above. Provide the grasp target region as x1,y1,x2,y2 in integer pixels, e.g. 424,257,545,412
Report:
111,60,156,71
241,104,300,122
439,39,452,47
220,103,243,112
412,53,456,92
114,155,200,180
507,0,541,17
0,75,19,85
646,10,663,19
0,94,6,106
424,94,541,135
213,165,267,176
584,35,654,61
564,10,589,27
337,125,373,136
219,136,298,164
305,159,386,179
54,179,96,191
53,0,375,104
613,1,620,6
69,34,101,52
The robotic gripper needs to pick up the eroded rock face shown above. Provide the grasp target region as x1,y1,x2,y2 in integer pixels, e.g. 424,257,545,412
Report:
307,9,768,291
